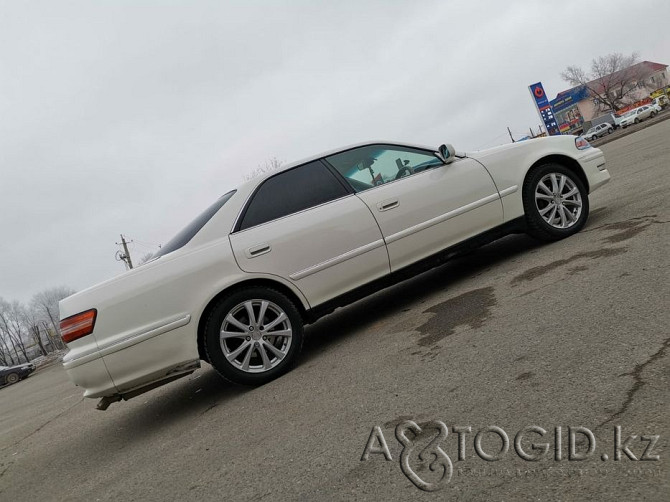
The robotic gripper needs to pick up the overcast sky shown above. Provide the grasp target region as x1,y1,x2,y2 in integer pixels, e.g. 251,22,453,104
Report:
1,0,668,304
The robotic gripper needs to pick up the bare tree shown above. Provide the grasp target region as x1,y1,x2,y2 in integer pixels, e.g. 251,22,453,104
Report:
561,52,653,112
0,299,30,363
243,157,283,181
41,320,63,352
31,286,76,344
24,308,49,357
0,326,16,365
137,252,156,266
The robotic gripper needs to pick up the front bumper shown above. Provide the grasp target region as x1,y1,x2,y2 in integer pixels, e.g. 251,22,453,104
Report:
578,148,610,192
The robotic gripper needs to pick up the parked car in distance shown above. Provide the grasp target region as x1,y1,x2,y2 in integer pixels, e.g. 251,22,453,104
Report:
0,362,36,386
651,96,668,109
59,136,610,409
583,122,613,141
619,105,657,127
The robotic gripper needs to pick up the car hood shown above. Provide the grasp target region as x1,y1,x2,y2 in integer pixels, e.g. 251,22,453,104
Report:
463,135,577,160
463,139,535,159
11,363,34,370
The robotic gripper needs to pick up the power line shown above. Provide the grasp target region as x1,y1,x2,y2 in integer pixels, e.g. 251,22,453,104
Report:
132,238,162,248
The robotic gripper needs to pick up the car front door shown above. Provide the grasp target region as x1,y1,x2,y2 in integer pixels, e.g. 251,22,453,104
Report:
229,161,390,307
325,144,503,272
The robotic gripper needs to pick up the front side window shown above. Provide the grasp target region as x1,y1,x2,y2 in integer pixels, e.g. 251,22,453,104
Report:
238,161,348,230
325,144,443,193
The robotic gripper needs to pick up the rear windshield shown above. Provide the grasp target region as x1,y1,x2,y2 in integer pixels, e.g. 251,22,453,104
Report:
154,190,235,258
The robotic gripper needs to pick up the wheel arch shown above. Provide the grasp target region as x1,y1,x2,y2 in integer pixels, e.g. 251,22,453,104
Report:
526,154,589,192
196,278,309,363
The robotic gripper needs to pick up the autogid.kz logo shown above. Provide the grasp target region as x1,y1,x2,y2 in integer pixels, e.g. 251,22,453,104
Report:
360,421,661,492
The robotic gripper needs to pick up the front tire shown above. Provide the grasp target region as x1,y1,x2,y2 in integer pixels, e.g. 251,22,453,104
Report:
5,372,19,385
522,163,589,242
204,287,304,386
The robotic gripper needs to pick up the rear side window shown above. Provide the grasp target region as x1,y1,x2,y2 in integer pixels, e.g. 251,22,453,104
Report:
239,161,348,230
155,190,236,258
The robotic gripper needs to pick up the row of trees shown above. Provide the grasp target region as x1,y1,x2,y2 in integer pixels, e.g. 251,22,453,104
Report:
0,286,75,366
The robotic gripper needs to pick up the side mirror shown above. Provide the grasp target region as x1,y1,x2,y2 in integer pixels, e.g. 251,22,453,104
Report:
435,144,456,164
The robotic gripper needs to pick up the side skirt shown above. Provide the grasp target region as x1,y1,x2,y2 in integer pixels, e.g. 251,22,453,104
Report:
305,217,526,323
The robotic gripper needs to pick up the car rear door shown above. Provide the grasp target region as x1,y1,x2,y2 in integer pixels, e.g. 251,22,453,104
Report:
325,144,503,272
229,161,390,307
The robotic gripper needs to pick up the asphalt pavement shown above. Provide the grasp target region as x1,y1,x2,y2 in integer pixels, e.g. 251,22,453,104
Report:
1,121,668,501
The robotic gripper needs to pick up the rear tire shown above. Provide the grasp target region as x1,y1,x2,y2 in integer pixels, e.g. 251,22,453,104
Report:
522,163,589,242
204,287,304,386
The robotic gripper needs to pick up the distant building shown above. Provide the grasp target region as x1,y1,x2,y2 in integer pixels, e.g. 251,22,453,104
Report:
551,61,669,134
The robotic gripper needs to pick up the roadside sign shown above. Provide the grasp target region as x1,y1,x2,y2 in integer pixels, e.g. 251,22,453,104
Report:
529,82,560,136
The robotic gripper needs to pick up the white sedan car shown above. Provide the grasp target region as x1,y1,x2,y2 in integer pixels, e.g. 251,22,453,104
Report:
583,122,613,141
60,137,610,409
619,105,657,127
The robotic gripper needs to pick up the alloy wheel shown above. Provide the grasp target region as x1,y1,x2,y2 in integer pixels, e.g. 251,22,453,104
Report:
534,173,583,229
219,299,293,373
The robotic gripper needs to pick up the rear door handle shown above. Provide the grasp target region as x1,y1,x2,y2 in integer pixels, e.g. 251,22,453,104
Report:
246,244,271,258
376,199,399,212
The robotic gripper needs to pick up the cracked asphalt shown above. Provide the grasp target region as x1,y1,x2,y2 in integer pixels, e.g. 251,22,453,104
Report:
1,121,668,501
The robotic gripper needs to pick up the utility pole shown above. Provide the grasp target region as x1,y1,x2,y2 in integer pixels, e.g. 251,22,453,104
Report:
116,234,134,270
507,127,515,143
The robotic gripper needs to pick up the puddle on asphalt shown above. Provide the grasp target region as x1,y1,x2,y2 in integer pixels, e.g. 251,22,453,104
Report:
415,287,497,347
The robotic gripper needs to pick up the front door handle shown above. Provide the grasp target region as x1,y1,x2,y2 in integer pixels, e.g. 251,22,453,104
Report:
376,199,399,212
246,243,271,258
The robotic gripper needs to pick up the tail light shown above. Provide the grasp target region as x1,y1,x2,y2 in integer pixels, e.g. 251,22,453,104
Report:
60,309,97,344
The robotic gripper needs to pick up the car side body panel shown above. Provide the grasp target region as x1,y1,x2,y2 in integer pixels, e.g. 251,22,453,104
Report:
466,135,608,222
354,157,503,271
61,235,311,397
230,194,390,307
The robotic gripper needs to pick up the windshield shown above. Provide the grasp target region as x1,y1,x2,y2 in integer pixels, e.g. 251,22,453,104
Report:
154,190,236,258
623,110,636,117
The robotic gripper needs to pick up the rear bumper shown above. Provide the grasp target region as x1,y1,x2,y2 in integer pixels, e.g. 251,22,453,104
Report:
63,355,117,398
63,316,200,399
